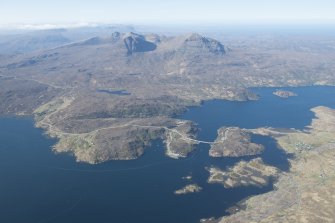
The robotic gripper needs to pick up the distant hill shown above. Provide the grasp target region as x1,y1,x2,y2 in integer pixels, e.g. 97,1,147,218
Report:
0,29,71,54
2,31,228,76
0,25,135,54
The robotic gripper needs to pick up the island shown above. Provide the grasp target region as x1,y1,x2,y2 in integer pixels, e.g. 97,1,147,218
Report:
207,158,279,188
273,90,297,98
174,184,202,195
182,175,193,181
209,127,264,157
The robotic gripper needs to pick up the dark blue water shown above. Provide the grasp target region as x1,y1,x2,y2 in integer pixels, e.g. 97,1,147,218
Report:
97,89,131,95
0,86,334,223
180,86,335,141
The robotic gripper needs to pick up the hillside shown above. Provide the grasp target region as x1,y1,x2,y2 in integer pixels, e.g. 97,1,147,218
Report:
0,31,335,163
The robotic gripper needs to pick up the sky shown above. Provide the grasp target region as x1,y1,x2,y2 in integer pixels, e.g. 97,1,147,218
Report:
1,0,335,27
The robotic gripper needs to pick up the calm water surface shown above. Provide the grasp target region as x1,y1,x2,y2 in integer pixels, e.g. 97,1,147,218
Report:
0,86,334,223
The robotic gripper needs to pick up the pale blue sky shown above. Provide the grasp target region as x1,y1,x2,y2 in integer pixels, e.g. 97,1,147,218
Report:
1,0,335,26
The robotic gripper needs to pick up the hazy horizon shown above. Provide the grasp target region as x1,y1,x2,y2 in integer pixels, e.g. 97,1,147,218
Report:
1,0,335,29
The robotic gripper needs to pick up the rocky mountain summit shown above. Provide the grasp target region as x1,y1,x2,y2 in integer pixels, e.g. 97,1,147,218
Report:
183,33,226,55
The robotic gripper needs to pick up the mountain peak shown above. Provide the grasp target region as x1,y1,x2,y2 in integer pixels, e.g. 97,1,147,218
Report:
184,33,204,42
182,33,226,55
122,32,157,55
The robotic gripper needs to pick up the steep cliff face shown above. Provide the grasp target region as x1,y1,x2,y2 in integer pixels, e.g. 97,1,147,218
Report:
123,32,157,55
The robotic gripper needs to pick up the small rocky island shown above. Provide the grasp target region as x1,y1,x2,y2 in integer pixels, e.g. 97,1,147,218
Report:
273,90,297,98
174,184,202,195
209,127,264,157
182,175,193,180
207,158,279,188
